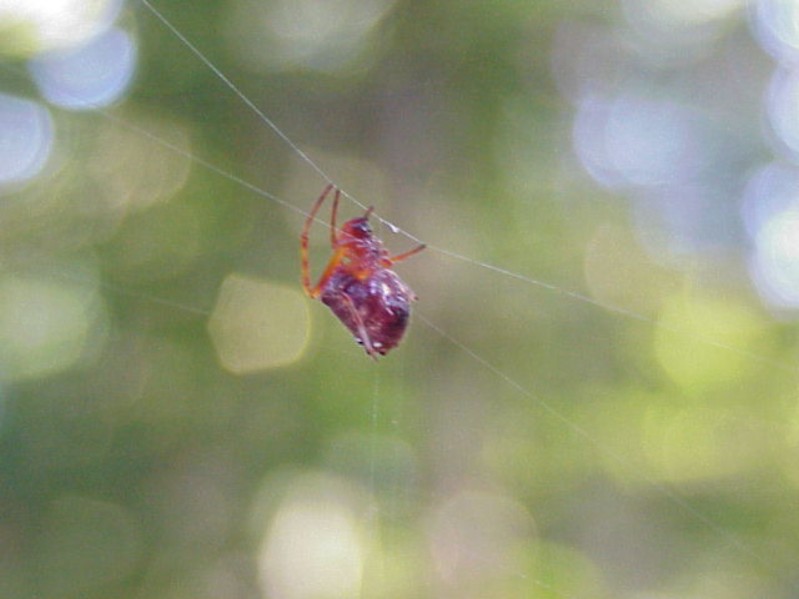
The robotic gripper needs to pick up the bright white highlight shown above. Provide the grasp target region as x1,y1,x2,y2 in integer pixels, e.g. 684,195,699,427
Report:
0,0,123,54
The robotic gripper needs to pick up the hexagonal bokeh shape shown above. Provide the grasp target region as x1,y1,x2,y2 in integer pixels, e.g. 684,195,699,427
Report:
208,274,310,373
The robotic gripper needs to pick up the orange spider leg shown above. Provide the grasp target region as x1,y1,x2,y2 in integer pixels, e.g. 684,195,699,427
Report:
329,186,341,245
305,246,347,298
301,184,336,296
383,243,427,266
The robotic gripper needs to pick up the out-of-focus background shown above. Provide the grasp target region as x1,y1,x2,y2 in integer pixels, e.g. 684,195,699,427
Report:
1,0,799,597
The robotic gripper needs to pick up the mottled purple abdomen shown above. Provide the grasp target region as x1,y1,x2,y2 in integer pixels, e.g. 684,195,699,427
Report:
321,268,416,356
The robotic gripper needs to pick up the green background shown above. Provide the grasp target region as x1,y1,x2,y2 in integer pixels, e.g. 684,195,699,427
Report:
1,1,797,597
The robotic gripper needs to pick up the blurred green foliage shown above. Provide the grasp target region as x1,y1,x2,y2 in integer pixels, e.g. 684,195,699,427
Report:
1,0,798,598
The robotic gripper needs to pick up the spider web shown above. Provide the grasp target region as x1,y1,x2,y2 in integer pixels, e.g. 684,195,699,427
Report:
1,1,798,598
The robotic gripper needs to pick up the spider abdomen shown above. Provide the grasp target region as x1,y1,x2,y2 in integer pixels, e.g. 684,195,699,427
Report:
321,269,415,356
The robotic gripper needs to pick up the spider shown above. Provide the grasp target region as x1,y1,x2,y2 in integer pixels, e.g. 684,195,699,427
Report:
300,184,426,359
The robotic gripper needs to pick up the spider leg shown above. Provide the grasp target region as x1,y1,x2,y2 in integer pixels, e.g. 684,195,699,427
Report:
386,243,426,265
339,292,379,361
301,184,335,296
305,247,346,299
330,186,341,246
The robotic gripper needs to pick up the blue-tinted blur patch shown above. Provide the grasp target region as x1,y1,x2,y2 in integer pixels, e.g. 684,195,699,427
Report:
0,93,53,186
751,0,799,64
766,68,799,159
573,93,709,190
743,163,799,308
28,26,137,109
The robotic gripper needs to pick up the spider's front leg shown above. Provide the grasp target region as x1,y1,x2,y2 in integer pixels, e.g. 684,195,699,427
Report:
304,247,347,299
329,186,341,246
301,184,336,296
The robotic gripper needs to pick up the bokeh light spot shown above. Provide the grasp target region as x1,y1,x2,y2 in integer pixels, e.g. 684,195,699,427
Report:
742,163,799,308
428,490,537,591
750,212,799,308
0,92,53,187
29,26,137,109
0,274,106,381
573,94,705,190
209,274,310,373
89,109,192,215
0,0,124,57
225,0,398,73
256,471,365,599
622,0,742,62
654,294,765,392
752,0,799,63
765,68,799,157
